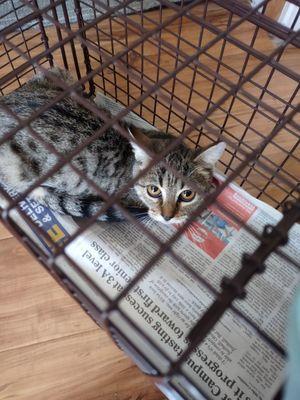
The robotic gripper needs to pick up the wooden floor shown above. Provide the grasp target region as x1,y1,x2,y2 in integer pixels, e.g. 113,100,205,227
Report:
0,223,163,400
0,2,299,400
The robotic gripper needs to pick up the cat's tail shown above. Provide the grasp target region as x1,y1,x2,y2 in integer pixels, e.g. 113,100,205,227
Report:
29,187,148,222
29,66,80,91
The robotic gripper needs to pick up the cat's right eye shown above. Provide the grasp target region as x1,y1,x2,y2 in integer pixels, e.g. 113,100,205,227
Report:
147,185,162,198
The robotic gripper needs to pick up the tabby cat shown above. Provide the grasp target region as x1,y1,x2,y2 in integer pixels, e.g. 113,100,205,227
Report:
0,68,225,224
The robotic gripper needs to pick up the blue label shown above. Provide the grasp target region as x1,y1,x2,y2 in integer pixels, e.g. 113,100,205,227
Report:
0,182,69,249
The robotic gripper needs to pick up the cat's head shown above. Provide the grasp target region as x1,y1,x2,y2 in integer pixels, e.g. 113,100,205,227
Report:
129,127,225,224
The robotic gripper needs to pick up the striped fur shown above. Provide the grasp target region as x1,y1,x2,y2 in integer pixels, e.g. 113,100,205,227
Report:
0,68,225,224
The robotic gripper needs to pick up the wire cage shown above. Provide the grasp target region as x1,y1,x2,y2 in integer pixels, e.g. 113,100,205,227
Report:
0,0,299,399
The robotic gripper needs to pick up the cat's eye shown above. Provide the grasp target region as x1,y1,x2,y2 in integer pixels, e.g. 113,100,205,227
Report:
179,190,196,202
147,185,161,198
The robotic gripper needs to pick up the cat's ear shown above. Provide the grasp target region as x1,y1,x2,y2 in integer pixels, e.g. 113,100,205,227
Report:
194,142,226,167
128,126,152,167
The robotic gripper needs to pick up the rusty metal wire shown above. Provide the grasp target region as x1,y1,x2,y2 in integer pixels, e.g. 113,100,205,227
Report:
0,0,299,399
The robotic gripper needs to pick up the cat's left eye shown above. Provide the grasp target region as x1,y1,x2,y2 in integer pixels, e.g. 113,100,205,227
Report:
179,190,196,202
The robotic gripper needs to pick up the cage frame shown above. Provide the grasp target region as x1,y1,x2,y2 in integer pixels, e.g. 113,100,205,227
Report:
0,0,299,399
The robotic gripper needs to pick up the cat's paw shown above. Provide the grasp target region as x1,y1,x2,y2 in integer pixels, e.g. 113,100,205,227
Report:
29,187,47,205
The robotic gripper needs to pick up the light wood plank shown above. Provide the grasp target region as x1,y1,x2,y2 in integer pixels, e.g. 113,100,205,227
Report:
0,329,162,400
0,236,97,352
0,222,13,240
0,236,163,400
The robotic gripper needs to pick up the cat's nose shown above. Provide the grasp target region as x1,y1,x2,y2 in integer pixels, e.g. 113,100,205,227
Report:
163,215,172,221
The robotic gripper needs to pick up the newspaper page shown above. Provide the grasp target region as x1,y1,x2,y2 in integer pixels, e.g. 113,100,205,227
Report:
60,179,299,400
2,175,299,400
1,95,299,400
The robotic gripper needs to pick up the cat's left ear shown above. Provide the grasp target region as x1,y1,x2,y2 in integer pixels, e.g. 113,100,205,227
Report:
128,126,152,168
194,142,226,167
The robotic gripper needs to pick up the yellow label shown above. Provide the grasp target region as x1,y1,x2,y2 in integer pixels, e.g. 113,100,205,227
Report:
47,224,65,243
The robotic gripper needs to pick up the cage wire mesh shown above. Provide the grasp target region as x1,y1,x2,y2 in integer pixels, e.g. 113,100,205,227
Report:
0,0,300,399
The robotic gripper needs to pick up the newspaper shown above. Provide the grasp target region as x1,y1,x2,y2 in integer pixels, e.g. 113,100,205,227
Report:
1,95,299,400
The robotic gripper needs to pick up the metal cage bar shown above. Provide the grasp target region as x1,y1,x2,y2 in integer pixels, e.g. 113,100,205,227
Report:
0,0,299,399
